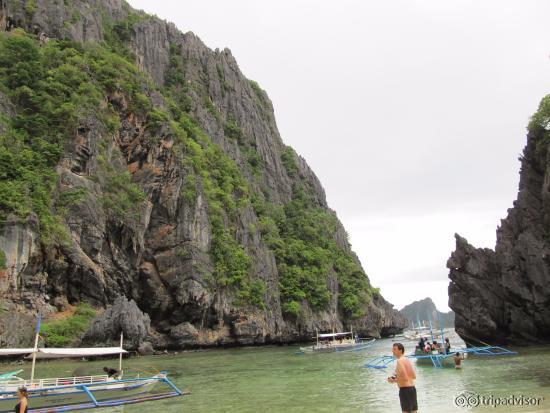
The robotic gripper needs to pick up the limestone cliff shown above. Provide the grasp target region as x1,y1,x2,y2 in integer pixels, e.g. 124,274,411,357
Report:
448,96,550,345
399,298,454,329
0,0,406,349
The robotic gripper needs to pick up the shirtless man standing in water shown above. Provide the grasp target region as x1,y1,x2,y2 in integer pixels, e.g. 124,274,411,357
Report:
387,343,418,413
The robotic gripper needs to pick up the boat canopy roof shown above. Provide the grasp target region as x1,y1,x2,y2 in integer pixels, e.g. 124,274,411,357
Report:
34,347,127,359
1,347,127,358
318,332,353,338
0,349,35,356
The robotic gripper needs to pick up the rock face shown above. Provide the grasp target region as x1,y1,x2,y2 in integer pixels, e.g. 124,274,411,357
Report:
358,294,409,337
399,297,454,329
83,296,150,349
448,119,550,345
0,302,36,347
0,0,406,348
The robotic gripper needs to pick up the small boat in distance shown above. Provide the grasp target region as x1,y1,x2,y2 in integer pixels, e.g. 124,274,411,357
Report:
402,319,434,341
297,329,375,354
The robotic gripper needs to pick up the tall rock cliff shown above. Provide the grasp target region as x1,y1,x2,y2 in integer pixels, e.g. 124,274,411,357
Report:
0,0,406,348
448,96,550,346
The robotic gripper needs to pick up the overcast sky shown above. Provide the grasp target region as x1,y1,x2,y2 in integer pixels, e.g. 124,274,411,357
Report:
128,0,550,312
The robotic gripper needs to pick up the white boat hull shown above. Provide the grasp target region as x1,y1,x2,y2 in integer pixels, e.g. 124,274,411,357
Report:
413,349,466,368
299,339,375,353
0,376,160,412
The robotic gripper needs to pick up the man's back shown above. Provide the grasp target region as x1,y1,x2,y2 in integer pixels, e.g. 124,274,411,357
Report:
396,357,416,387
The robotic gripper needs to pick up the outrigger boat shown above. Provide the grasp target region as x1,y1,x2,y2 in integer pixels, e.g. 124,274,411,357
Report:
0,320,186,412
297,328,375,354
365,319,517,369
0,371,23,381
364,345,516,369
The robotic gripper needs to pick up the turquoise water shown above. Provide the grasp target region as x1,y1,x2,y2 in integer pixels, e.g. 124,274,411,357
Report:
4,335,550,412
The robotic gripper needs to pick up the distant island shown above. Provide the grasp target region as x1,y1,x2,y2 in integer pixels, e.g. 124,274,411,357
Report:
399,298,454,329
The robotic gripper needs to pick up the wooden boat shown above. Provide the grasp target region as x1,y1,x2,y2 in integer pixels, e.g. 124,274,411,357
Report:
412,348,457,367
0,372,180,412
365,318,516,369
364,344,516,369
0,324,186,412
297,330,375,354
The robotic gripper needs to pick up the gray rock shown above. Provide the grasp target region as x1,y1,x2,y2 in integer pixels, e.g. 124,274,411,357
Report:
0,215,39,295
0,303,36,347
83,296,150,349
137,341,154,356
170,322,199,347
353,294,408,338
448,129,550,345
400,297,454,329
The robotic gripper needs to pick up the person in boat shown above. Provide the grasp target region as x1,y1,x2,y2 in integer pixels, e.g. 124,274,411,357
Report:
103,366,121,379
423,341,431,353
387,343,418,413
435,340,445,354
444,338,451,354
453,352,465,369
15,386,28,413
417,337,425,351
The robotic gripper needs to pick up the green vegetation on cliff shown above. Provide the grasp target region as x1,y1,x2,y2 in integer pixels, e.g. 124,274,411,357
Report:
168,90,270,309
0,248,6,270
41,304,96,346
253,183,373,319
253,147,374,318
167,112,265,308
0,24,376,319
154,33,375,314
0,29,148,241
96,141,146,223
530,95,550,155
529,95,550,134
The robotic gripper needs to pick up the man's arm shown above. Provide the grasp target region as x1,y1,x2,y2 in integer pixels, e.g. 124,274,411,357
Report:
387,366,398,383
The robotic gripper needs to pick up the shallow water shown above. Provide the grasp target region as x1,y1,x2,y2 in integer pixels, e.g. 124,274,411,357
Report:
3,333,550,412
